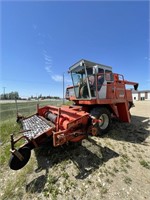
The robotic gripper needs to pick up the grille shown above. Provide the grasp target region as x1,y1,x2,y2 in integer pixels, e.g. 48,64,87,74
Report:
22,115,51,139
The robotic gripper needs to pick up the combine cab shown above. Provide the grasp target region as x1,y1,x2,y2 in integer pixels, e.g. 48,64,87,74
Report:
9,59,138,170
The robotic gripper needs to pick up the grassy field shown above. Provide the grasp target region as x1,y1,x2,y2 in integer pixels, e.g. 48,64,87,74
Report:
0,100,63,122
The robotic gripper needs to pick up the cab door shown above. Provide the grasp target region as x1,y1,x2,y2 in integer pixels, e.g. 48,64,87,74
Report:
97,69,113,99
97,68,106,99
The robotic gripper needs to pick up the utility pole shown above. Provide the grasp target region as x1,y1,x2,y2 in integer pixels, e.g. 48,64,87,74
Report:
63,73,65,104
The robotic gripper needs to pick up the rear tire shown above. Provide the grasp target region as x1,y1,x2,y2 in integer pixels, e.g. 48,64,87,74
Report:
9,147,31,170
90,107,111,135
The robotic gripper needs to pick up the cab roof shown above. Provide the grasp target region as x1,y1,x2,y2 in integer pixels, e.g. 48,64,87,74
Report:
69,59,112,72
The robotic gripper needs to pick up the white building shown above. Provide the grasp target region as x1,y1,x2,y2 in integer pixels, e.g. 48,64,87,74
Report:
132,90,150,101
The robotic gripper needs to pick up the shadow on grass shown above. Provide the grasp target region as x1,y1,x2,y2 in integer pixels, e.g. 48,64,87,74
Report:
26,172,48,193
26,138,119,193
25,115,148,193
105,115,150,144
73,138,119,179
38,139,119,178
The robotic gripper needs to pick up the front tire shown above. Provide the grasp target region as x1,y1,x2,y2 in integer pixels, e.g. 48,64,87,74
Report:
9,147,31,170
90,107,111,135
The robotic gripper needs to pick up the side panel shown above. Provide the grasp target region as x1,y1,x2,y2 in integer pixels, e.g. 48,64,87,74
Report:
106,83,115,99
116,102,131,123
98,82,107,99
126,90,133,102
115,83,126,99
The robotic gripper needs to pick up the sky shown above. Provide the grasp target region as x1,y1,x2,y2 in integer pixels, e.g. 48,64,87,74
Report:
1,1,150,98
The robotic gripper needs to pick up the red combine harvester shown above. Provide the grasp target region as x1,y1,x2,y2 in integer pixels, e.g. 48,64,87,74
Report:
9,59,138,170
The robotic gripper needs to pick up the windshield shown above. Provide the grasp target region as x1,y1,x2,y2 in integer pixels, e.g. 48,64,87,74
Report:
71,65,95,99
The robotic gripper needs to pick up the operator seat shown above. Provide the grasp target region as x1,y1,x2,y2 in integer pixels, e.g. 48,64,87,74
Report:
80,85,88,98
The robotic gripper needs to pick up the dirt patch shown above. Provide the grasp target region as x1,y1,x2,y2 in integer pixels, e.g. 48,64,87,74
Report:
1,101,150,200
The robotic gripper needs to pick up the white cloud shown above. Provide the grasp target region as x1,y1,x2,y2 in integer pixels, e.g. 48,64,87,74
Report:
45,57,52,63
43,51,52,62
51,74,72,84
43,50,72,84
45,66,52,73
43,50,53,74
64,76,72,83
51,75,63,82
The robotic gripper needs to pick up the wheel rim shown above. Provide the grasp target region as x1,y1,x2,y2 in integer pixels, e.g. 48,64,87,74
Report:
98,114,109,130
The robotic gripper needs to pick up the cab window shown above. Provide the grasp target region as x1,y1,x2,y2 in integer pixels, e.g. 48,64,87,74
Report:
105,70,113,81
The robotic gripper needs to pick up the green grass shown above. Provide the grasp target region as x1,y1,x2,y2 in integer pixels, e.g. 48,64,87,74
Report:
43,175,60,199
0,100,63,121
0,144,12,165
0,120,20,143
0,119,21,165
139,160,150,169
1,157,35,200
62,172,69,179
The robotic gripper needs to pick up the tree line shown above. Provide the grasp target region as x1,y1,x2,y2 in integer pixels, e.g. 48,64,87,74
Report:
0,92,60,100
29,95,60,100
0,91,19,100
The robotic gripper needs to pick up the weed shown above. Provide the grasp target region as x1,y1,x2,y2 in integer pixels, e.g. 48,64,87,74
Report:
126,164,132,169
87,179,92,184
124,176,132,185
113,166,119,173
103,168,109,176
62,172,69,179
43,175,60,199
114,159,118,164
96,182,102,188
121,154,130,162
120,154,130,166
122,144,127,151
105,178,113,184
68,179,77,188
121,167,128,174
139,160,150,169
108,171,115,177
120,158,126,165
101,186,108,196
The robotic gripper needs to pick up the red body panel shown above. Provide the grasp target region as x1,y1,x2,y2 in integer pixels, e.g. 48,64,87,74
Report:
67,73,137,123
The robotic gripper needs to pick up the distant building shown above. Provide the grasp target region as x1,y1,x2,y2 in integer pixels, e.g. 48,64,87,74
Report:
132,90,150,101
